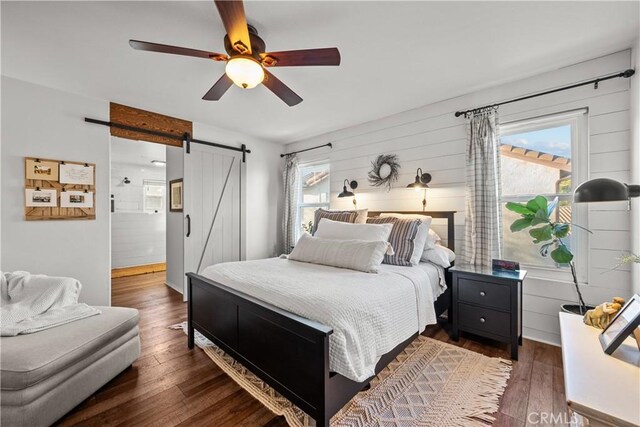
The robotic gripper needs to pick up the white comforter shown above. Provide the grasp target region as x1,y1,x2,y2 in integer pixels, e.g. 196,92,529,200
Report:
201,258,445,382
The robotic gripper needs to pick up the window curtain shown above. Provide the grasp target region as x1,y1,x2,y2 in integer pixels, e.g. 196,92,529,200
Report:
282,154,300,254
463,110,503,266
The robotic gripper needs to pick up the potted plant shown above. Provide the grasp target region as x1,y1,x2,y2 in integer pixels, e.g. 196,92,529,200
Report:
505,195,594,315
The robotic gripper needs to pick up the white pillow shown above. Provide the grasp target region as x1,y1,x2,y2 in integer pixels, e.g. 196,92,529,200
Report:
422,229,441,250
288,233,389,273
421,245,456,268
315,219,393,244
353,208,369,224
379,213,433,264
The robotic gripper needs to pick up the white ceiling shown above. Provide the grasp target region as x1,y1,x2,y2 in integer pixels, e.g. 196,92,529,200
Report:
111,137,166,167
2,1,638,144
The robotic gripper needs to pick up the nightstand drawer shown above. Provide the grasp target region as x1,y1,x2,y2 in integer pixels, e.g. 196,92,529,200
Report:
458,278,511,311
458,303,511,337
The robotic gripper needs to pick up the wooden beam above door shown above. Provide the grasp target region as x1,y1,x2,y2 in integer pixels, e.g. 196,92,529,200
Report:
109,102,192,147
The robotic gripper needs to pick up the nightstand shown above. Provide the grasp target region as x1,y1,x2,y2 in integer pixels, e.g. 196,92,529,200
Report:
450,264,527,360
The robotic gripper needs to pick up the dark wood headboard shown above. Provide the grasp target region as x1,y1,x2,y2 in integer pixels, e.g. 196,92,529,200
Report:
368,211,456,252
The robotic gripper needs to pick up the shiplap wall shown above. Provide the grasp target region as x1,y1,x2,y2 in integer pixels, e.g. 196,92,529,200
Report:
285,50,634,345
112,212,165,268
110,160,166,268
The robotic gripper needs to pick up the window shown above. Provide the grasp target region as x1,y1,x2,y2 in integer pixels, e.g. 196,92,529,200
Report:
296,162,330,238
499,110,588,281
143,179,165,213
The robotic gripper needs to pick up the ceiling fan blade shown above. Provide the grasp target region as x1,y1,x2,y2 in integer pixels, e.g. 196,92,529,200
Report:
214,0,252,54
202,74,233,100
129,40,227,61
262,69,302,106
261,48,341,67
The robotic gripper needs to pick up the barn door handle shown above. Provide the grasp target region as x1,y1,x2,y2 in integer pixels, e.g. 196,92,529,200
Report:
186,214,191,237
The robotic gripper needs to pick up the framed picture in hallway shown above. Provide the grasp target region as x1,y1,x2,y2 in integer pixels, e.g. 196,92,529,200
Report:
169,178,183,212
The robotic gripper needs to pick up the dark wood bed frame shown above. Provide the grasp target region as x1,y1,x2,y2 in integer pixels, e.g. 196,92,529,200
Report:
186,211,456,426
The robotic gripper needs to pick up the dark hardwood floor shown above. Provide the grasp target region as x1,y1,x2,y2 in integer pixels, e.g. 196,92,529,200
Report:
57,272,568,426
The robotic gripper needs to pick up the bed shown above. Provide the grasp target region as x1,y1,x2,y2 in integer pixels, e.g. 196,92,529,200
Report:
186,211,455,426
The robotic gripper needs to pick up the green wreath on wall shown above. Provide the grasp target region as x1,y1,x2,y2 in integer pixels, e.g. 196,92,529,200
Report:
368,154,400,192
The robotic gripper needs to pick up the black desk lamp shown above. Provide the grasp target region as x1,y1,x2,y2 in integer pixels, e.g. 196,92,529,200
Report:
574,178,640,203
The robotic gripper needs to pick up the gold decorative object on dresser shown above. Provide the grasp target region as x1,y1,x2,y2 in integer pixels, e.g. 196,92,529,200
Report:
583,297,625,329
24,157,96,220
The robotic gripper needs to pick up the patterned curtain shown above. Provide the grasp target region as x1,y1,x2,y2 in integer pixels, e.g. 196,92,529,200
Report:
282,154,300,254
463,110,502,266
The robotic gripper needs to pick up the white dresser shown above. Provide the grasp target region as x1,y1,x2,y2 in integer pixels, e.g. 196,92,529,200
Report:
559,312,640,427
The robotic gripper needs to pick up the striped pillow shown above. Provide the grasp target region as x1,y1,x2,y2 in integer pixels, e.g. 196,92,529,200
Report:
312,209,358,234
367,217,422,266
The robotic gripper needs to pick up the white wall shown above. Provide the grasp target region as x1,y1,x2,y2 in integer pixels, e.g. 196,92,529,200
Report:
631,39,639,295
285,50,635,345
1,76,111,305
165,145,183,294
110,139,166,269
111,212,165,268
111,163,165,212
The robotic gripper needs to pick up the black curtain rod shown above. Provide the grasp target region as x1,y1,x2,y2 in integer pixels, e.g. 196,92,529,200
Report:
84,117,251,161
454,68,635,118
280,142,332,158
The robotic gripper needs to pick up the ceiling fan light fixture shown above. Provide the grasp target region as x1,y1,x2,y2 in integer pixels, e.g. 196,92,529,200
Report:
225,56,264,89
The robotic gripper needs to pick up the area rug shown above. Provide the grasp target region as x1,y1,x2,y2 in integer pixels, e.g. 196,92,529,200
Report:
170,322,511,427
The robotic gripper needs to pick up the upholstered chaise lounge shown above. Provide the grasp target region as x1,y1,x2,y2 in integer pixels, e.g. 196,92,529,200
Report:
0,306,140,426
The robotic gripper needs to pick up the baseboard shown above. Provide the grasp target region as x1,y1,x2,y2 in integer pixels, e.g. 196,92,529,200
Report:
523,328,561,347
112,262,166,278
164,280,183,294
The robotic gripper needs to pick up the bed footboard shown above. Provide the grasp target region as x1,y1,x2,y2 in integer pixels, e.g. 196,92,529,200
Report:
187,266,453,426
187,272,334,425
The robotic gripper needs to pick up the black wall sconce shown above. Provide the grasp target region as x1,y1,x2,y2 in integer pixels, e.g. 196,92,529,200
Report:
574,178,640,204
406,168,432,211
338,179,358,208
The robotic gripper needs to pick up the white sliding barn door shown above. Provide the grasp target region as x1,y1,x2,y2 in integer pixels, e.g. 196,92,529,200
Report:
183,143,243,298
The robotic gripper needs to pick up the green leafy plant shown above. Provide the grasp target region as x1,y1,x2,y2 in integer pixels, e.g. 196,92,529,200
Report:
506,196,591,314
301,220,313,234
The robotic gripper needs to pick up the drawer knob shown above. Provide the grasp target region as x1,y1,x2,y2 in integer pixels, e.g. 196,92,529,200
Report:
479,317,486,323
479,291,486,297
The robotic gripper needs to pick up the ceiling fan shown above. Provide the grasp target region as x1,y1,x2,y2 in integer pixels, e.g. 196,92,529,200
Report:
129,0,341,106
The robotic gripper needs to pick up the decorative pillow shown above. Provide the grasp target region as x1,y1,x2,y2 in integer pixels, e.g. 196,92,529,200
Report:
426,229,442,250
379,213,433,255
288,233,389,273
421,244,456,268
312,209,357,234
367,217,422,266
315,219,394,244
352,208,369,224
